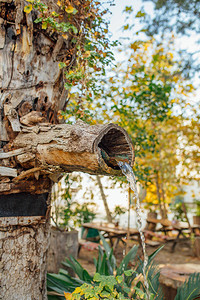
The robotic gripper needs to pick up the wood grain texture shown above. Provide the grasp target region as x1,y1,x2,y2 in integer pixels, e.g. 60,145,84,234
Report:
12,120,134,176
0,166,17,177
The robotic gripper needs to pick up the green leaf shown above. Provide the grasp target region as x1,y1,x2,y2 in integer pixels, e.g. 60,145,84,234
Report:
100,290,111,298
99,233,116,272
34,17,43,23
59,268,69,276
124,269,134,277
59,62,67,69
148,245,164,263
174,273,200,300
67,255,92,281
93,257,97,268
71,25,78,34
116,275,123,283
64,82,72,89
93,273,101,281
99,252,109,275
117,245,138,275
47,273,80,294
82,269,93,282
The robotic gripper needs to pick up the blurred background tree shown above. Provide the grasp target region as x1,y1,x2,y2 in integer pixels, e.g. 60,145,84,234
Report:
142,0,200,77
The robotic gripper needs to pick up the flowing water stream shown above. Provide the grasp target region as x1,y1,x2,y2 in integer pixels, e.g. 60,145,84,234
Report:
118,161,150,299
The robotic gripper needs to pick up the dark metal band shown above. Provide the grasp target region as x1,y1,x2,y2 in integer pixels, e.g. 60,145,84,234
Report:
0,193,48,217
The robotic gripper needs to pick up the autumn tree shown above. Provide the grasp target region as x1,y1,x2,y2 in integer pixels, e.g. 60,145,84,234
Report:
0,1,134,299
88,28,199,218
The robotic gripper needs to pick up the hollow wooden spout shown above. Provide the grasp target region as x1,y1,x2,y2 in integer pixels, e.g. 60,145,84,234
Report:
13,120,134,176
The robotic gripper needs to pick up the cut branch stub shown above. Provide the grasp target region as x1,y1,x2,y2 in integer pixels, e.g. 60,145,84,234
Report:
13,120,134,176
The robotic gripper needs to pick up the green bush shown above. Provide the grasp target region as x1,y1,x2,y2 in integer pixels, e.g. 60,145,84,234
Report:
194,200,200,217
47,234,200,300
47,234,164,299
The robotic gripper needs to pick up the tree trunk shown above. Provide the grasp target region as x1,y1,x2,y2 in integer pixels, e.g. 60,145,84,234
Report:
160,172,168,219
0,198,50,300
0,1,134,298
96,175,112,223
155,172,165,219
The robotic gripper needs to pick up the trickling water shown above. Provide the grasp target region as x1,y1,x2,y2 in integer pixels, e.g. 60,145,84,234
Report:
118,161,150,299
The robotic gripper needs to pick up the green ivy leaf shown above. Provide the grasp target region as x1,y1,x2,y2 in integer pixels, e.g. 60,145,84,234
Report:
100,290,111,298
116,275,123,283
34,17,43,24
59,62,67,69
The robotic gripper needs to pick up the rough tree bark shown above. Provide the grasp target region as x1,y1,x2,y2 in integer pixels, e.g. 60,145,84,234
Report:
0,214,50,300
0,1,134,299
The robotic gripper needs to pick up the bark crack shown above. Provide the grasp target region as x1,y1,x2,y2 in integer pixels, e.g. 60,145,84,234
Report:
6,39,16,90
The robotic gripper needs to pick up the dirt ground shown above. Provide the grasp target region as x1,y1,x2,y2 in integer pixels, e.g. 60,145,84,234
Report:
78,239,200,275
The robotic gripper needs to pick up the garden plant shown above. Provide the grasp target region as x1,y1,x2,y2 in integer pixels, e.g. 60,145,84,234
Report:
47,234,200,300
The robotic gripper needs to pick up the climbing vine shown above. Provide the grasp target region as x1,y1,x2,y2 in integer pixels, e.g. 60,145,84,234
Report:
24,0,117,122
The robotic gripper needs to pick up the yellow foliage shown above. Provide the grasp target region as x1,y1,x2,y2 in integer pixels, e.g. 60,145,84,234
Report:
42,22,48,30
73,287,84,295
24,4,32,13
65,5,75,13
144,184,158,205
62,34,69,40
64,292,72,300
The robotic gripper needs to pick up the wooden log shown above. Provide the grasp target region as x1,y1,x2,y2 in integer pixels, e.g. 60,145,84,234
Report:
0,166,17,177
159,263,200,300
12,120,134,176
0,148,27,159
0,176,51,195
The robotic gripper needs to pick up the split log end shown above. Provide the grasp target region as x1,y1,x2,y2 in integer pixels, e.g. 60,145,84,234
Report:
94,123,134,176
